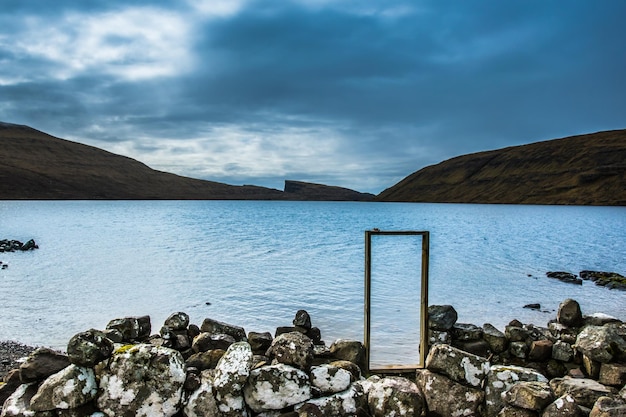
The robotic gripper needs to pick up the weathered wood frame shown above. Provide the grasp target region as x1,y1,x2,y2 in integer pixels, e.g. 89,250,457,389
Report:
364,230,430,372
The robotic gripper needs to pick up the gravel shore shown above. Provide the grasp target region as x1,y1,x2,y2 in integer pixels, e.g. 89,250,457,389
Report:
0,340,38,380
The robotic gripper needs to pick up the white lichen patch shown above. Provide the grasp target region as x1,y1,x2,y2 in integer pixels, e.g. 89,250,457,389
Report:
460,357,483,387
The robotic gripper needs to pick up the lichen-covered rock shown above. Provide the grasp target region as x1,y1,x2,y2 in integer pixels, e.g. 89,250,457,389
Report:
453,323,484,341
551,340,574,362
416,369,483,417
428,305,458,330
29,365,97,411
164,312,189,331
575,325,626,363
541,394,585,417
428,329,452,346
503,381,554,412
599,363,626,387
366,376,423,417
483,323,508,353
184,370,219,417
266,332,314,371
19,348,70,383
510,341,529,359
328,339,366,371
200,318,247,342
296,382,367,417
589,396,626,417
0,383,55,417
550,376,616,409
329,360,361,381
425,343,489,388
105,315,151,342
557,299,583,327
309,364,352,394
497,405,538,416
243,364,311,412
97,344,185,417
213,341,253,416
67,329,114,367
485,365,548,417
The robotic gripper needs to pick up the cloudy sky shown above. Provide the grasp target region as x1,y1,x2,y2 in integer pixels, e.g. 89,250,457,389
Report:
1,0,625,193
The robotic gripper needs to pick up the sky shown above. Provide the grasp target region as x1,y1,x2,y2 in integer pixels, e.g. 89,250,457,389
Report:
1,1,625,194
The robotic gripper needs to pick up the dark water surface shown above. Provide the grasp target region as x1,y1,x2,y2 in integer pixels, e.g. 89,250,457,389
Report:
1,201,624,366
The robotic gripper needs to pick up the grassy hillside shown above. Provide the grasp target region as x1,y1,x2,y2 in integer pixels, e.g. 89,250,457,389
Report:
377,129,626,205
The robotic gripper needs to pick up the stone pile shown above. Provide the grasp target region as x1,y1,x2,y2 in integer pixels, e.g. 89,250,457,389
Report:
0,239,38,253
0,299,624,416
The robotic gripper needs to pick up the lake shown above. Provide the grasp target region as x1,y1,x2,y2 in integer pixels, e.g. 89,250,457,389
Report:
1,201,624,367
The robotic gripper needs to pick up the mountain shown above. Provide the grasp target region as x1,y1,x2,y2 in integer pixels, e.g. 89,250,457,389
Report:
283,180,374,201
377,129,626,205
0,122,369,200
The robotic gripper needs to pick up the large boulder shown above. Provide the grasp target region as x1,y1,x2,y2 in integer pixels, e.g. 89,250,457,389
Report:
19,348,70,383
428,305,458,330
243,364,311,413
266,332,314,371
29,365,97,411
550,376,616,409
296,382,367,417
575,325,626,363
557,299,583,327
184,370,219,417
293,310,312,330
164,312,189,330
213,341,253,417
97,344,185,417
416,369,483,417
200,318,247,342
425,343,489,388
66,329,114,367
0,383,55,417
502,381,554,412
309,364,352,395
367,376,424,417
328,339,366,371
598,363,626,387
541,394,585,417
483,323,508,353
485,365,548,417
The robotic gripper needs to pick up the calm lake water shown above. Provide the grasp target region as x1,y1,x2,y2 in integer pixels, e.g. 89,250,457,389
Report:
1,201,624,366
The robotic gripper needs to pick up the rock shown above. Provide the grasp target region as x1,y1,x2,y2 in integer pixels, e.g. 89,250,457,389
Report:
29,365,97,411
548,322,578,344
584,313,621,326
164,312,189,330
551,340,574,362
557,299,583,327
213,341,253,416
200,318,247,342
19,348,70,383
428,329,452,346
309,364,352,394
105,315,151,342
497,406,538,416
454,339,491,357
485,365,549,417
0,383,55,417
184,370,219,417
328,340,366,371
243,364,311,413
192,332,236,352
248,332,273,354
582,354,602,379
293,310,312,330
598,363,626,386
589,396,626,417
186,349,225,371
55,403,102,417
550,376,616,408
97,344,185,417
510,341,529,359
484,323,508,353
0,369,22,406
547,272,583,286
524,303,541,310
416,369,483,417
296,382,367,417
528,339,553,362
329,360,361,381
575,325,626,363
366,376,424,417
506,325,531,342
266,332,314,371
503,381,554,411
67,329,114,367
541,394,585,417
428,305,458,330
453,323,484,341
425,343,489,388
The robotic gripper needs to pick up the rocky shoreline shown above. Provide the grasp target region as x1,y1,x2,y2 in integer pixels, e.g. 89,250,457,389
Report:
546,270,626,291
1,298,625,416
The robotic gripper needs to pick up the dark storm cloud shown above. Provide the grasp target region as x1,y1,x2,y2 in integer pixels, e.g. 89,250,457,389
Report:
1,0,625,192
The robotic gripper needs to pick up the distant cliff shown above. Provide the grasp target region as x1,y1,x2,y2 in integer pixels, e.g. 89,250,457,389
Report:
0,122,367,201
377,129,626,206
